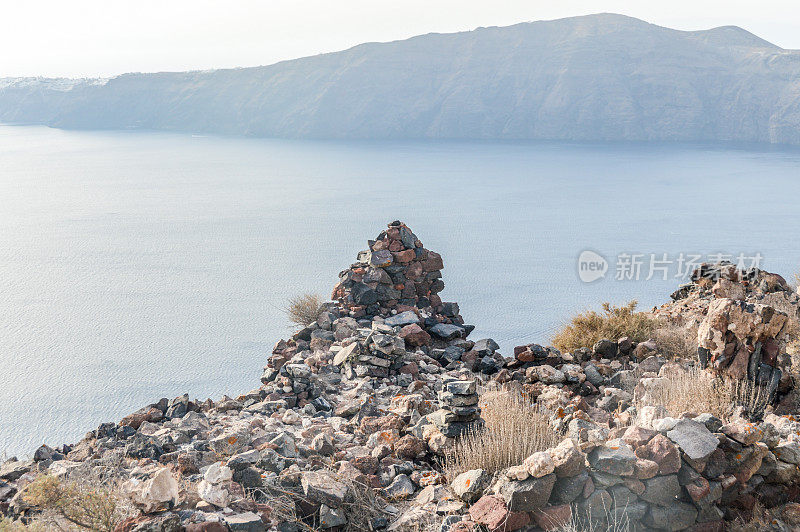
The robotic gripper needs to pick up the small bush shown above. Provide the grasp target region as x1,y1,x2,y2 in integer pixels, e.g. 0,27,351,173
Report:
552,301,656,353
635,365,770,423
556,504,631,532
21,475,131,532
444,387,560,480
285,293,323,328
0,518,50,531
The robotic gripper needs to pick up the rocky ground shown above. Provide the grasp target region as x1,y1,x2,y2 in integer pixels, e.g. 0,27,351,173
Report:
2,221,799,532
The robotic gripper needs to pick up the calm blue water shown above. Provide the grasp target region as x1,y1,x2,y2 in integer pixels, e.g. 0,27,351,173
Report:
1,125,799,456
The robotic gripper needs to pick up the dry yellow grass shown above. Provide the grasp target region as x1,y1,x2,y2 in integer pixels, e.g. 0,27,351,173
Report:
552,301,656,353
635,365,770,422
286,293,323,328
653,321,697,359
443,387,560,480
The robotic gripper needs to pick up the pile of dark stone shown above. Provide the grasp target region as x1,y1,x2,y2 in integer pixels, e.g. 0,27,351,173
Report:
331,221,473,341
340,323,407,379
261,340,321,409
430,378,482,438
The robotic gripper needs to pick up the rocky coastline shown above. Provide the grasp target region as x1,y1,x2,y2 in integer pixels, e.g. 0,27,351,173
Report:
2,221,800,532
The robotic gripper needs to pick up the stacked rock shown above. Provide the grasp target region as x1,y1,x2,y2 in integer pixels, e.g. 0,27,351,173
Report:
336,323,407,379
698,299,791,401
430,378,482,438
658,262,799,406
331,221,467,330
261,341,319,408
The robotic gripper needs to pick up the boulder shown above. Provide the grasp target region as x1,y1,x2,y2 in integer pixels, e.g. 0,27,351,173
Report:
301,471,348,508
495,474,556,512
588,441,636,476
644,501,698,531
468,495,530,532
451,469,489,503
666,418,719,461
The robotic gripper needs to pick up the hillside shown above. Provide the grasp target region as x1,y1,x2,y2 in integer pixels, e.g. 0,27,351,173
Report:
2,221,800,531
2,13,800,144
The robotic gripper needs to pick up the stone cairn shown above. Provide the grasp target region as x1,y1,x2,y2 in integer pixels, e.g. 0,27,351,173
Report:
431,378,482,437
332,221,468,330
687,263,797,402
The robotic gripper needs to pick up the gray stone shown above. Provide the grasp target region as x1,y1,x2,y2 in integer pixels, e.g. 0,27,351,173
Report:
609,485,638,507
640,475,680,506
0,460,32,481
551,470,588,504
775,441,800,465
692,413,723,433
588,442,636,476
301,471,348,508
319,504,347,529
472,339,499,353
593,339,618,358
584,364,604,387
368,249,394,268
429,323,465,340
667,418,719,461
385,474,415,500
608,500,648,525
445,380,476,395
643,501,698,531
384,311,420,327
496,473,556,512
225,512,267,532
576,489,612,523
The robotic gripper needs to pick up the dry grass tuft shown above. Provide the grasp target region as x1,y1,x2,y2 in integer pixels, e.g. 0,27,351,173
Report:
653,321,697,359
552,301,656,353
285,293,324,328
556,503,631,532
635,365,770,423
443,387,560,480
253,471,390,532
20,474,135,532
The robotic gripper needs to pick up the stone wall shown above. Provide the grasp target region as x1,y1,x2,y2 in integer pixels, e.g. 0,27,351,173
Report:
452,414,800,531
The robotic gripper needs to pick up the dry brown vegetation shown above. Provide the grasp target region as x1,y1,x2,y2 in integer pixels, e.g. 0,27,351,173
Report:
552,301,656,353
635,365,770,422
443,387,560,480
19,474,135,531
653,321,697,359
0,519,49,532
286,293,323,328
253,470,390,532
556,505,631,532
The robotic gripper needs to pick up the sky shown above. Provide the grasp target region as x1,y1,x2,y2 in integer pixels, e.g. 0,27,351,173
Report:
2,0,799,78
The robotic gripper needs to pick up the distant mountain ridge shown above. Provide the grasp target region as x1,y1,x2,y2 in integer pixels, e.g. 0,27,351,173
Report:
2,13,800,144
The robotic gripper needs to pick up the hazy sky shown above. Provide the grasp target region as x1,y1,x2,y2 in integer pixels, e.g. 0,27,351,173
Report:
2,0,799,78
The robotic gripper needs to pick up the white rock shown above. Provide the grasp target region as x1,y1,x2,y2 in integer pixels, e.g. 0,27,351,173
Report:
282,410,302,425
140,468,179,512
524,451,555,478
123,468,179,513
204,462,233,484
198,479,231,508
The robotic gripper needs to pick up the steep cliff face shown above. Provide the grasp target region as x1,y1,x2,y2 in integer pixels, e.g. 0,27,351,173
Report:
3,13,800,144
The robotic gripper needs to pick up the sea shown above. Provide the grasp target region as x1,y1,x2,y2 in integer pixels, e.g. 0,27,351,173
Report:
1,124,799,456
